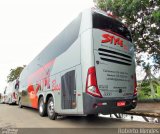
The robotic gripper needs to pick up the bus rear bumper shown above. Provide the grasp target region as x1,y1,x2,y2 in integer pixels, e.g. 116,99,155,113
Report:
83,93,137,115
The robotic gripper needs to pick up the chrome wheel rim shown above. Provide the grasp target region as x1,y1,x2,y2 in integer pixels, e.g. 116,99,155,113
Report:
48,100,54,115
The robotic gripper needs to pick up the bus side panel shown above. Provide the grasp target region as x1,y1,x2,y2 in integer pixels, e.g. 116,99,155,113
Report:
75,65,83,114
50,74,61,113
50,38,81,75
20,35,82,110
81,29,94,93
49,38,83,114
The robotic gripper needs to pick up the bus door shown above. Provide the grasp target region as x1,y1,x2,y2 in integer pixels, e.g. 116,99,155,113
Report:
61,69,76,110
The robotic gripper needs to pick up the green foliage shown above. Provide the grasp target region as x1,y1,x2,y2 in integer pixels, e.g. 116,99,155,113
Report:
95,0,160,69
157,86,160,95
152,10,160,23
138,89,150,100
96,0,107,11
7,66,25,82
138,80,160,100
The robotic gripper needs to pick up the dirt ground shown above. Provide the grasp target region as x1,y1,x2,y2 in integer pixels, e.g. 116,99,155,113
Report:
134,102,160,113
0,104,159,128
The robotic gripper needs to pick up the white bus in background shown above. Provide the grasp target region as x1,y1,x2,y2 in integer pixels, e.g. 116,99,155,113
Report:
0,92,6,104
18,8,137,120
4,80,19,105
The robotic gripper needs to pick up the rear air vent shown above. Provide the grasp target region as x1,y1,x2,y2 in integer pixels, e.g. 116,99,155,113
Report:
98,48,132,66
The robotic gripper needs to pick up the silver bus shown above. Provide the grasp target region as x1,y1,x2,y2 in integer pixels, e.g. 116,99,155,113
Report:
18,8,137,120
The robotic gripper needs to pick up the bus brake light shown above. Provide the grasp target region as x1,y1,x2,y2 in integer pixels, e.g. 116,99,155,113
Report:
86,67,102,98
13,92,16,99
134,74,137,96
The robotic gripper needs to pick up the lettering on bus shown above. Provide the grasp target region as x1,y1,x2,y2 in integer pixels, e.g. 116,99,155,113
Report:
52,80,61,91
101,33,129,51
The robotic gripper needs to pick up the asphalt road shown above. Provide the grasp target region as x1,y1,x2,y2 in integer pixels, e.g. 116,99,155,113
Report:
0,104,159,128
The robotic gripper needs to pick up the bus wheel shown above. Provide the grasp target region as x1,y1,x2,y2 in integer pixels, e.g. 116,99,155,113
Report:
38,97,47,117
47,97,57,120
18,98,23,108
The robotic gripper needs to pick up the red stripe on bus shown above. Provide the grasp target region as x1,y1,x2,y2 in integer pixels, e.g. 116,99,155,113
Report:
27,59,56,109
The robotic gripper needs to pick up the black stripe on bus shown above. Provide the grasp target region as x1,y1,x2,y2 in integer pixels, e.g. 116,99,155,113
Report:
98,48,131,59
100,57,131,66
99,53,132,62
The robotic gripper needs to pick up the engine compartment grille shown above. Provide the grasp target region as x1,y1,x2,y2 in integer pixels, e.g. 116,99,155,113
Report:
98,48,132,66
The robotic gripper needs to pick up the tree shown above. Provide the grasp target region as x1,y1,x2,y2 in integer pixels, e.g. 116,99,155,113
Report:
94,0,160,69
7,65,25,82
142,63,160,97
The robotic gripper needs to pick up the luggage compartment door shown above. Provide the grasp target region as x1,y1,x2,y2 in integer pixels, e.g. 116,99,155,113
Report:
61,70,76,109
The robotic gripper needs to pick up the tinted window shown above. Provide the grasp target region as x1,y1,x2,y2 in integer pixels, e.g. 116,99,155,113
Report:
92,12,132,42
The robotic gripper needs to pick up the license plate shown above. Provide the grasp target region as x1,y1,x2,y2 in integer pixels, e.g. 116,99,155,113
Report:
117,101,126,107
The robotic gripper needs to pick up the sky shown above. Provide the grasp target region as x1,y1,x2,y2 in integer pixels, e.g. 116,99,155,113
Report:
0,0,94,93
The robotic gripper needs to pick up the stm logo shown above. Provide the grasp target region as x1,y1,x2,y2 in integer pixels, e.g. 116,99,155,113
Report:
101,33,123,47
101,33,129,51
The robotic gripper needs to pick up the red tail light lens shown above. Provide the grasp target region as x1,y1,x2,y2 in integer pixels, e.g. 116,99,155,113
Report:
86,67,102,98
13,92,16,99
134,74,137,96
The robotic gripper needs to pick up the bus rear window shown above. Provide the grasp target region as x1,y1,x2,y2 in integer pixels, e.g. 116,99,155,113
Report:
92,12,132,42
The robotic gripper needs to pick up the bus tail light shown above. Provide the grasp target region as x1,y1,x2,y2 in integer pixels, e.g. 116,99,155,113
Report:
86,67,102,98
134,74,137,96
13,92,16,99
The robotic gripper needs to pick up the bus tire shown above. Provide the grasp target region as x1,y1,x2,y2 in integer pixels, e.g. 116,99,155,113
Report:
18,98,23,108
38,97,47,117
47,97,57,120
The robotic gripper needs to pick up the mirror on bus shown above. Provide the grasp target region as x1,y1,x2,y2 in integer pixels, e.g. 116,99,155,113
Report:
15,79,19,90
